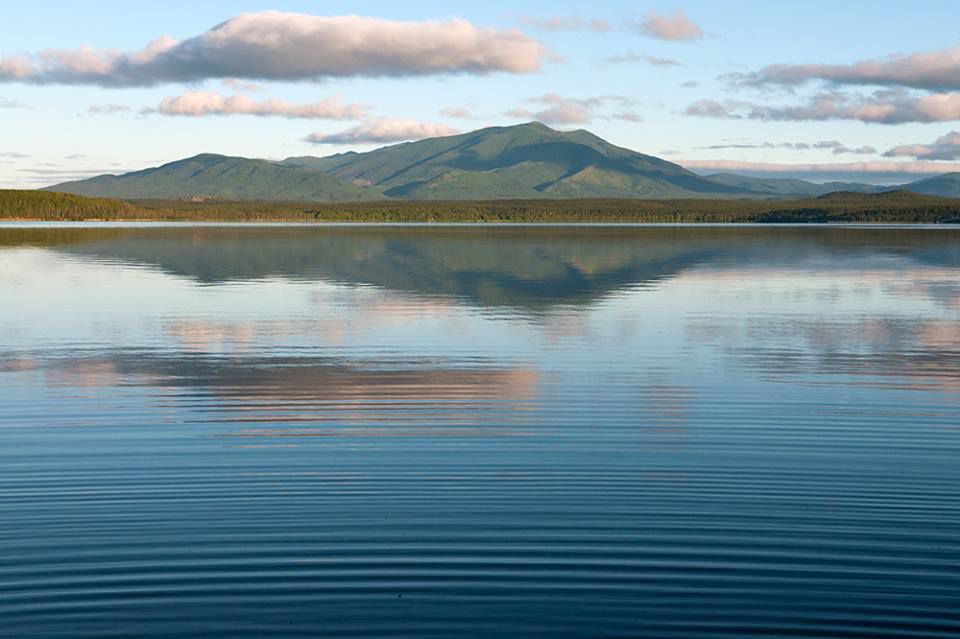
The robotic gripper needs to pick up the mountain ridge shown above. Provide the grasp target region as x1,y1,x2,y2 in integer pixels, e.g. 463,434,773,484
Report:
45,123,960,201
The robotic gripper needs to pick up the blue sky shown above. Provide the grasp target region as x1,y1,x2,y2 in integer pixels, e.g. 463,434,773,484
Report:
3,0,960,187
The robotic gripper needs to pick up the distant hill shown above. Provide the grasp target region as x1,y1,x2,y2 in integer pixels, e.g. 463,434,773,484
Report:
705,173,885,198
46,154,382,202
902,173,960,198
43,123,960,202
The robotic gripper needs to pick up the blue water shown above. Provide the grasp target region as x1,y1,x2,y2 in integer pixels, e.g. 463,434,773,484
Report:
2,225,959,638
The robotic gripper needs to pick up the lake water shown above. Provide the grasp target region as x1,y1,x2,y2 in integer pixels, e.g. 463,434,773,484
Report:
2,224,959,638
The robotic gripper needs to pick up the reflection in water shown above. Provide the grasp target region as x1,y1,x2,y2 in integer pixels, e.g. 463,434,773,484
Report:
2,352,539,431
2,225,960,639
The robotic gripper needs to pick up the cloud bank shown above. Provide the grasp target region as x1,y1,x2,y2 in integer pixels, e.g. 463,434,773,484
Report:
731,44,960,91
686,91,960,124
0,12,544,87
635,11,703,42
306,119,460,145
156,91,365,119
885,131,960,160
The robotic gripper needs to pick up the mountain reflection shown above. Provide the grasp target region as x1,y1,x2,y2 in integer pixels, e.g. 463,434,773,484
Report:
3,225,958,309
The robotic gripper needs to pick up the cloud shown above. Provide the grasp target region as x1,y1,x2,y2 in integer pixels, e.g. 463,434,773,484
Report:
680,80,700,88
604,51,682,67
686,99,735,118
305,119,460,145
731,44,960,91
634,11,703,42
612,111,644,122
815,141,878,155
439,106,478,119
698,140,876,155
506,93,639,125
517,16,612,32
154,90,365,119
679,158,960,180
221,78,263,92
0,96,27,108
87,103,132,114
686,90,960,124
0,152,29,159
0,12,544,87
885,131,960,161
13,165,126,185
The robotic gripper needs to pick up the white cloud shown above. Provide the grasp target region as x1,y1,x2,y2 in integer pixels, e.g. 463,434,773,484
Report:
604,52,682,67
87,104,132,115
635,11,703,42
0,12,544,87
306,119,460,145
686,91,960,124
506,93,640,125
885,131,960,161
155,91,365,119
517,16,612,32
732,44,960,91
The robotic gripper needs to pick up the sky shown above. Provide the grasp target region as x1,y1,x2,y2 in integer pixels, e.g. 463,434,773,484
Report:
3,0,960,188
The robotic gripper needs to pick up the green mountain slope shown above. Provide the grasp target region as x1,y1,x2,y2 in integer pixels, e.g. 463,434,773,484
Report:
903,173,960,198
285,122,752,200
46,154,382,202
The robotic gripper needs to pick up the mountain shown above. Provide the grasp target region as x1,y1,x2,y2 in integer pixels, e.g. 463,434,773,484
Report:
44,123,960,202
705,173,885,198
902,173,960,198
284,122,751,200
46,153,382,201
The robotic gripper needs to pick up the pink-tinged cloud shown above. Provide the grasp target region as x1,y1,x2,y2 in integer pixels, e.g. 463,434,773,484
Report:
732,44,960,91
305,119,460,145
0,12,544,87
517,16,612,32
439,106,477,119
885,131,960,160
686,91,960,124
156,91,365,119
506,93,639,125
636,11,703,42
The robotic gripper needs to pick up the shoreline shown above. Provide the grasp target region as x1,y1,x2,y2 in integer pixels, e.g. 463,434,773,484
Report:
3,189,960,225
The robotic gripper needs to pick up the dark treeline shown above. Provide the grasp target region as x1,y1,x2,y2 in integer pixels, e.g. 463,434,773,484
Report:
2,189,959,223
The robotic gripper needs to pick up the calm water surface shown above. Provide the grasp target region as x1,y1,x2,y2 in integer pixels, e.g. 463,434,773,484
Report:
1,224,959,638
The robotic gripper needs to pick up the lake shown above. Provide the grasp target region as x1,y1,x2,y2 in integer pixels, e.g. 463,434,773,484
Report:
2,224,959,638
